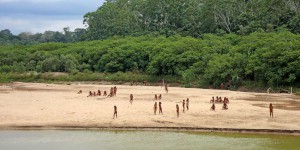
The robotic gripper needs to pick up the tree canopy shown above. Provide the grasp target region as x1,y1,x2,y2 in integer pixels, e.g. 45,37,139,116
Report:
84,0,300,40
0,31,299,88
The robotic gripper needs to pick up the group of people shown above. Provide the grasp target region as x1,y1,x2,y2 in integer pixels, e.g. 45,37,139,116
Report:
86,90,107,97
210,96,229,103
84,86,117,98
209,96,274,118
176,98,189,117
81,83,275,120
210,96,230,111
154,94,162,100
108,86,117,97
114,99,274,119
153,102,163,115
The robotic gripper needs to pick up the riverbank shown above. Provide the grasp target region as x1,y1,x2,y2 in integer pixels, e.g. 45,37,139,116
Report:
2,126,300,136
0,82,299,135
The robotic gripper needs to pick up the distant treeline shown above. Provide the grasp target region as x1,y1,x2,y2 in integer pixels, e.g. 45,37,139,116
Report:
0,27,86,45
0,31,299,88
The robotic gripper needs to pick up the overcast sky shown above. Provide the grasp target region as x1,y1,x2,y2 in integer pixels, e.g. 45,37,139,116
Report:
0,0,105,34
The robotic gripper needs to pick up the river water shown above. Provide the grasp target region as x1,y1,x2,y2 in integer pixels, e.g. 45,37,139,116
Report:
0,130,299,150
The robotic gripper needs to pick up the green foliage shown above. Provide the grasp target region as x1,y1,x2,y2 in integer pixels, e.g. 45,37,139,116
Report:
0,32,299,88
83,0,300,40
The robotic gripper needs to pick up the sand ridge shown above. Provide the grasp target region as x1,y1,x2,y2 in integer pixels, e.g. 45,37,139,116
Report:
0,82,299,132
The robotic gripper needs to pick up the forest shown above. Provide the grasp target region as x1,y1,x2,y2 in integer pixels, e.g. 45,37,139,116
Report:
0,0,299,91
83,0,300,39
0,31,299,89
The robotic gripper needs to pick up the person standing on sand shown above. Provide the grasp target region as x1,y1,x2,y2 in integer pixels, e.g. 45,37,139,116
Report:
114,86,117,96
222,101,228,110
154,102,157,115
211,103,215,111
165,84,168,93
113,106,117,119
176,104,179,117
87,91,92,97
159,102,163,115
269,103,273,117
210,96,214,103
130,94,133,104
182,100,185,113
186,98,189,111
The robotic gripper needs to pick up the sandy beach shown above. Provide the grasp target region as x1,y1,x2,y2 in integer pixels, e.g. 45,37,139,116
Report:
0,82,299,133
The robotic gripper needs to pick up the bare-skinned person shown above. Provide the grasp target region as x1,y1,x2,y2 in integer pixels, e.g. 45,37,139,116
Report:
110,87,114,97
114,86,117,96
113,106,117,119
154,102,157,115
186,98,189,110
224,97,229,104
130,94,133,104
211,103,215,111
165,84,168,93
222,101,228,110
87,91,92,97
159,102,163,115
269,103,273,117
182,100,185,113
176,104,179,117
210,96,214,103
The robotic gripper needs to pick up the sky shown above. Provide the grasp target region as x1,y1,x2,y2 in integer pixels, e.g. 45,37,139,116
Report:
0,0,105,34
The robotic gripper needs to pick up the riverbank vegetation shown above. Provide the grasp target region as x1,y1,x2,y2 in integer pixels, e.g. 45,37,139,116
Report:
0,31,299,91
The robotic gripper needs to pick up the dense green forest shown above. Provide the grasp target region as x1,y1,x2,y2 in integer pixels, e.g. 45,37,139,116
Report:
84,0,300,39
0,0,299,91
0,31,299,89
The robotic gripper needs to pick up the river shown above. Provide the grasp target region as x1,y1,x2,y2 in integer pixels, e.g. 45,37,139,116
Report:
0,130,299,150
